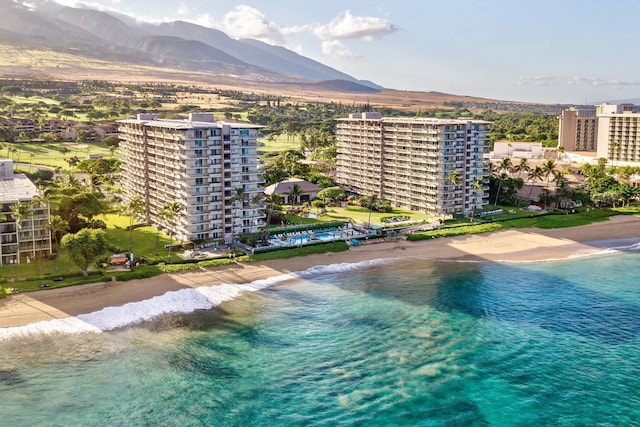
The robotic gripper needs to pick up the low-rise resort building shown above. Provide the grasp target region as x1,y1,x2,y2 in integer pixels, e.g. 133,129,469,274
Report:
0,159,51,265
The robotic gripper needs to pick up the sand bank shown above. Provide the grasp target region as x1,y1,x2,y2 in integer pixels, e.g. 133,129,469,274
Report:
1,215,639,328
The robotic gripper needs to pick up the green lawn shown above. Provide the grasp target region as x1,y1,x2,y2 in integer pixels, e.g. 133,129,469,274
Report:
1,141,113,168
0,213,175,287
259,133,302,153
281,204,436,228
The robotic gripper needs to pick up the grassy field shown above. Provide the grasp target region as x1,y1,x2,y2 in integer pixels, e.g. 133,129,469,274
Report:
278,204,436,228
259,133,302,153
1,141,113,168
0,213,175,287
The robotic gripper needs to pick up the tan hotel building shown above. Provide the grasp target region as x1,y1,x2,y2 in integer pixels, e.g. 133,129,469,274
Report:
336,113,490,216
559,103,640,164
118,113,265,244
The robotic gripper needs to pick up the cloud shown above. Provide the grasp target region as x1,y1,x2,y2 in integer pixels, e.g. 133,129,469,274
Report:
177,2,189,16
217,5,305,45
312,10,396,41
321,40,360,58
517,75,560,86
569,75,640,87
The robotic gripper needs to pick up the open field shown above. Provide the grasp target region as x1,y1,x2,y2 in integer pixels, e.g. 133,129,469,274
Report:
1,141,113,168
259,133,302,153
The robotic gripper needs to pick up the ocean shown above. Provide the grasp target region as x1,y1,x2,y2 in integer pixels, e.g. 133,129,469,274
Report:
1,240,639,426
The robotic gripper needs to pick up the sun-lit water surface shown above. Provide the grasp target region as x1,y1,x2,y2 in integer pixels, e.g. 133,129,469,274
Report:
1,247,639,426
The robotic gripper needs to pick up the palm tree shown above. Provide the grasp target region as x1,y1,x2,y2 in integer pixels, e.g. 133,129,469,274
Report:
160,201,183,262
493,158,512,206
10,201,32,263
231,187,247,246
367,194,378,229
446,171,462,214
542,159,557,209
288,183,302,206
250,193,263,232
610,141,621,168
557,145,565,161
123,196,145,260
527,166,545,199
47,215,69,273
470,177,485,222
514,158,530,179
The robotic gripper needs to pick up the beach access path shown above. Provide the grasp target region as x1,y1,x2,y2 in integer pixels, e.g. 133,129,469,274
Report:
1,215,639,328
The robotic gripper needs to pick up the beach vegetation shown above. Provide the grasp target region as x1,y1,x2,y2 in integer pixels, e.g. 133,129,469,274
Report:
60,229,108,277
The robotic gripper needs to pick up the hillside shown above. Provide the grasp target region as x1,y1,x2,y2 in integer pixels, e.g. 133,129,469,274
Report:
0,2,530,111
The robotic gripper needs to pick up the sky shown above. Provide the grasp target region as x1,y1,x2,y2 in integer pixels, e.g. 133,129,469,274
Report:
35,0,640,104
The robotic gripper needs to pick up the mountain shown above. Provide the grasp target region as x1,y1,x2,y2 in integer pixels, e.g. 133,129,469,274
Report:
0,2,380,91
147,21,381,88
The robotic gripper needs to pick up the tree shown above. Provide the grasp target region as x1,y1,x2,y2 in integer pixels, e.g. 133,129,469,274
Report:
123,196,145,259
367,194,378,229
542,159,557,209
610,141,620,167
316,186,345,206
47,215,69,273
470,177,485,221
11,201,33,262
492,158,512,206
446,171,462,213
60,228,107,277
230,187,247,246
514,158,530,179
527,166,545,199
159,201,183,261
288,184,302,206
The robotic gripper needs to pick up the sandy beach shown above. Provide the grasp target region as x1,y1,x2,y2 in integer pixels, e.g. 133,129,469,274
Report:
1,215,639,328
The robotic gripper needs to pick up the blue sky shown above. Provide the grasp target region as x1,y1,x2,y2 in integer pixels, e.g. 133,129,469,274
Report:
41,0,640,104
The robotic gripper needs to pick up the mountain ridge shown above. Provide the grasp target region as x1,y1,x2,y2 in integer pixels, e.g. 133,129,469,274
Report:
0,2,381,90
0,2,535,109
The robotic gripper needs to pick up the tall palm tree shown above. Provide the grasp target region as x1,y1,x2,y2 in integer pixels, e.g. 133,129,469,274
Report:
610,141,620,168
470,177,485,222
446,171,462,214
542,159,557,209
250,193,263,232
514,158,530,179
493,158,512,206
231,187,247,246
10,201,32,263
160,201,183,262
123,196,145,259
47,215,69,273
367,194,378,229
527,166,545,199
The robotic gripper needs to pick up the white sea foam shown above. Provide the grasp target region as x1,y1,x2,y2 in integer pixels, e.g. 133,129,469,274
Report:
0,258,394,342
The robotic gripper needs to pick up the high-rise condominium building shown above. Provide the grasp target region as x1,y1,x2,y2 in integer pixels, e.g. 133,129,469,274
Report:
596,109,640,164
336,113,490,216
0,159,51,265
558,107,597,151
558,104,640,164
118,113,265,244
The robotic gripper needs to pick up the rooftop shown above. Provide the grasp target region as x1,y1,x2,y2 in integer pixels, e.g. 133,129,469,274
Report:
0,174,38,203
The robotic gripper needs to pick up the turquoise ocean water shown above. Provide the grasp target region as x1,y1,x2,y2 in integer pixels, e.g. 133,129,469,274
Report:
1,239,640,426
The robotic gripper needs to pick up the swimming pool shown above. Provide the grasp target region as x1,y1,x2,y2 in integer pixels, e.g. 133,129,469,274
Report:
290,235,311,245
315,232,342,241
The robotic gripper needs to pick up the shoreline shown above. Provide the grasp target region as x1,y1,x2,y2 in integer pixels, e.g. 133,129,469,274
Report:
1,215,639,329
